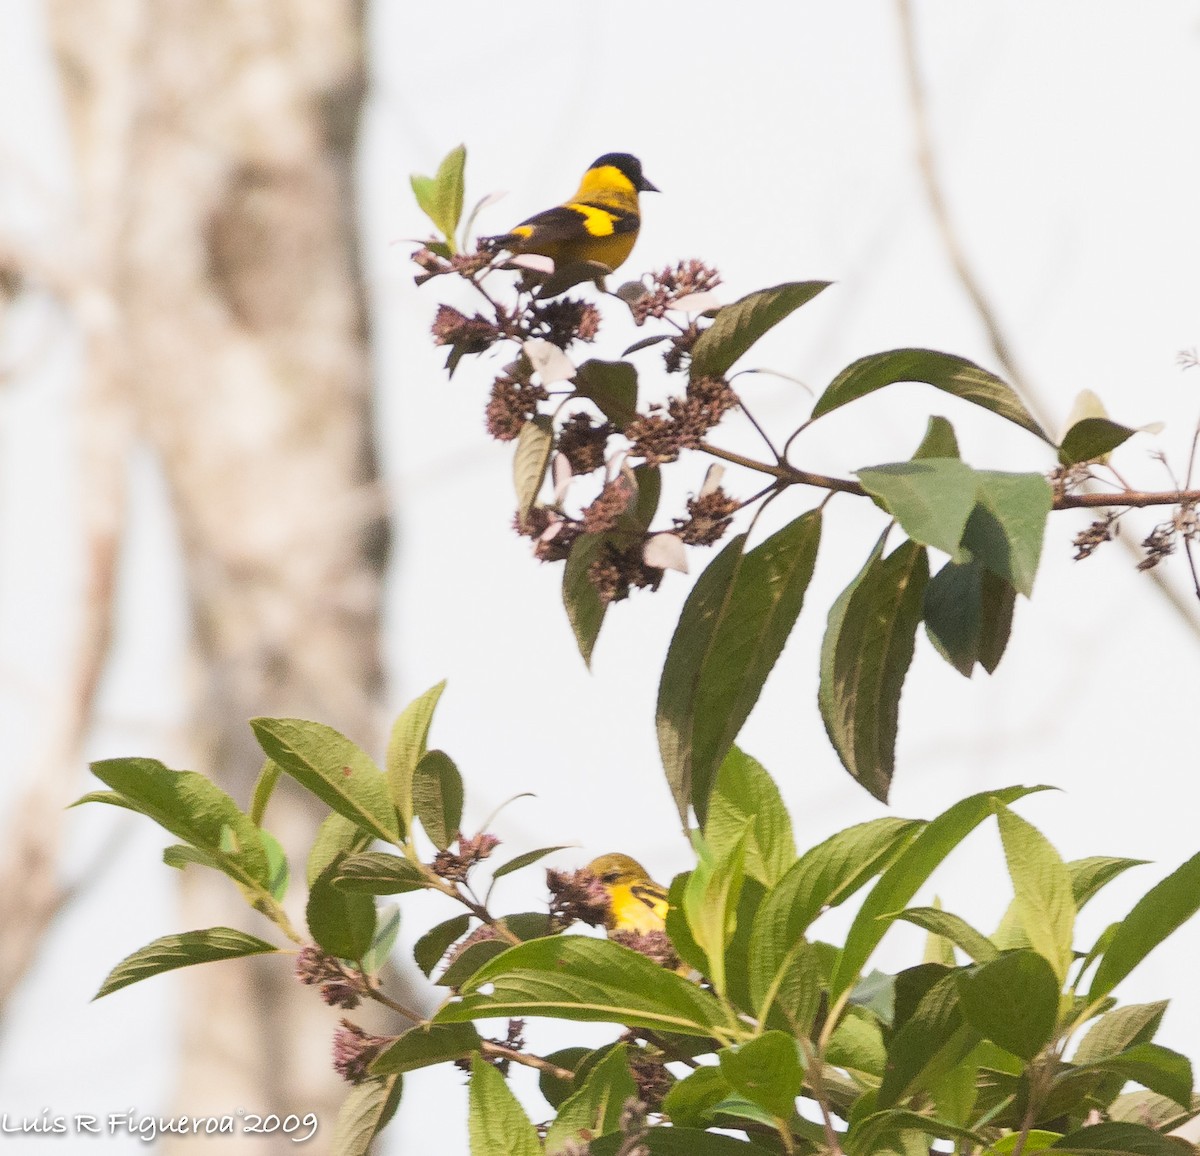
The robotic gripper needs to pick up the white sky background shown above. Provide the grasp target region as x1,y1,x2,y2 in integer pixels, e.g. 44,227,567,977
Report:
2,2,1200,1152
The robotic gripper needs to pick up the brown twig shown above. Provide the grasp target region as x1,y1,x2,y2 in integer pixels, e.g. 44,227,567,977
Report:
479,1041,574,1083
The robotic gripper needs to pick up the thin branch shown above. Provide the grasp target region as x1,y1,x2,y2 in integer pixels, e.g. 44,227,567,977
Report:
479,1041,574,1083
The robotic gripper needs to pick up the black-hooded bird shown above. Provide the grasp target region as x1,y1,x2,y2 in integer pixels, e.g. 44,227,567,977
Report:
481,153,658,273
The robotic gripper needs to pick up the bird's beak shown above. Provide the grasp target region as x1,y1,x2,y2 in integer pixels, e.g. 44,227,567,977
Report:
639,176,660,193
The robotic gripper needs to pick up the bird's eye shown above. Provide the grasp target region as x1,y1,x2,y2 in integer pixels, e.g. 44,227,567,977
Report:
603,872,618,883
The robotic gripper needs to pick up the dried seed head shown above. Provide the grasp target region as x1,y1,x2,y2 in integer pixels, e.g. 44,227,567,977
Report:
1073,512,1117,561
674,486,738,547
557,412,613,475
332,1019,394,1084
486,375,549,441
581,477,636,535
547,867,611,931
587,542,664,604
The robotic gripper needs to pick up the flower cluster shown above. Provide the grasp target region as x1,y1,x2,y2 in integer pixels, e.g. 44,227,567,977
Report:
332,1019,395,1085
626,259,722,325
432,831,501,882
546,867,611,932
625,376,739,466
295,944,369,1009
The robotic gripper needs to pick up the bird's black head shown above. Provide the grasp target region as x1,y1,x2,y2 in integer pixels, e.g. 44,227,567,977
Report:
590,152,659,193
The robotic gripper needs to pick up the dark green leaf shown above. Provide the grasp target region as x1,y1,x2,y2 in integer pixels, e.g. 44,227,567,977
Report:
249,719,399,844
308,859,376,961
658,510,822,824
413,749,463,851
1089,850,1200,1000
689,281,831,380
513,416,554,528
574,359,638,426
307,811,372,887
413,915,471,977
438,937,730,1038
386,680,446,831
960,472,1053,597
878,973,973,1107
491,846,572,883
925,559,1017,678
329,1075,402,1156
87,758,270,890
563,532,612,667
94,928,278,999
831,787,1046,1001
500,911,554,941
539,1047,591,1109
334,851,428,894
372,1021,480,1076
1075,1043,1193,1110
468,1055,542,1156
827,1006,886,1078
545,1044,637,1155
812,348,1050,441
857,459,979,559
718,1031,803,1120
436,938,510,988
662,1065,732,1128
1051,1121,1191,1155
849,1109,987,1154
888,907,998,963
704,746,795,887
957,949,1059,1061
818,534,929,801
913,415,961,460
1058,417,1139,467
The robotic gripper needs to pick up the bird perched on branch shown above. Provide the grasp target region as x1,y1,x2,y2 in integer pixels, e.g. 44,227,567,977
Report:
480,153,659,273
585,852,669,934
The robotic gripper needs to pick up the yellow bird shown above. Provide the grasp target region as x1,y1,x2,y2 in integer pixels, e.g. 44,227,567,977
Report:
585,852,669,934
481,153,659,273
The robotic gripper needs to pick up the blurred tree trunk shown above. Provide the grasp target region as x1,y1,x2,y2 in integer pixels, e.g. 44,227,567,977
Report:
48,1,386,1150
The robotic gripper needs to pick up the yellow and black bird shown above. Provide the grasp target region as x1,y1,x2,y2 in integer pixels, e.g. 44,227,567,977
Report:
481,153,658,273
585,852,669,934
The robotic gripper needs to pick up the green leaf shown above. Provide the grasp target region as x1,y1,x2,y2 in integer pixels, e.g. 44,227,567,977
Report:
411,144,466,250
413,915,471,976
413,749,463,851
658,509,822,824
685,835,746,998
1075,1002,1168,1065
372,1021,480,1076
1069,857,1149,911
996,803,1075,983
1050,1121,1190,1155
564,532,612,667
591,1128,759,1156
1109,1090,1199,1132
438,936,731,1039
261,830,288,901
818,534,929,801
329,1075,402,1156
961,472,1052,597
250,718,399,845
827,1006,887,1078
574,359,638,426
704,747,795,887
307,811,372,887
831,787,1045,1002
491,846,572,883
913,415,961,460
387,680,446,831
689,281,831,380
991,1130,1062,1154
957,949,1060,1061
362,903,400,975
718,1031,803,1121
468,1054,542,1156
1058,417,1139,467
750,817,919,1020
437,938,510,989
888,907,998,963
848,1109,987,1154
539,1047,591,1109
513,416,554,528
94,928,278,999
878,972,973,1107
812,348,1050,441
1089,850,1200,1001
308,859,376,961
662,1065,733,1128
87,758,270,890
857,459,979,560
249,758,282,826
334,851,428,894
924,559,1017,677
545,1044,637,1155
1075,1043,1194,1111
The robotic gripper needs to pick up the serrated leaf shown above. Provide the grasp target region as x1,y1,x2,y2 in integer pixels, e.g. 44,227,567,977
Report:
658,509,822,824
812,348,1050,441
857,459,979,559
1069,857,1149,911
334,851,428,894
372,1021,481,1076
413,914,471,976
513,416,554,528
249,719,399,844
329,1075,402,1156
387,681,446,831
468,1054,544,1156
684,834,745,997
545,1044,637,1155
957,949,1059,1061
690,281,831,380
1058,417,1139,467
94,928,278,999
1089,851,1200,1001
87,758,270,891
437,937,730,1039
704,747,795,887
413,749,463,851
818,534,929,801
995,803,1075,983
563,532,611,667
888,907,998,963
1074,1002,1168,1066
831,787,1046,1002
1075,1043,1193,1110
961,472,1053,597
718,1032,803,1121
574,359,638,426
